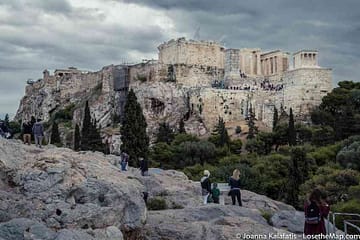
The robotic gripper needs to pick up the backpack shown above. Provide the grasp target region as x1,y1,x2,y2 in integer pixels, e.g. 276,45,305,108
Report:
305,201,321,224
201,177,209,189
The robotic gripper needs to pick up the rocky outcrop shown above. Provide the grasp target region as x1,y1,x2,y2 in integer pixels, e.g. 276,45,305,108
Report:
131,81,207,137
0,138,145,239
1,139,313,239
142,205,292,240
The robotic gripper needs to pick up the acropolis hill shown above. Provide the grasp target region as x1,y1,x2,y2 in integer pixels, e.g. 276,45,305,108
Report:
15,37,333,150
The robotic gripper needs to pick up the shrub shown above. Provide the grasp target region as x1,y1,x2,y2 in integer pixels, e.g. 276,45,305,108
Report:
54,104,76,121
147,197,168,210
337,141,360,170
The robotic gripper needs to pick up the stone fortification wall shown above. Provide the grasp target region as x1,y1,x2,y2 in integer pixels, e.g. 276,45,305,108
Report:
158,38,225,69
175,64,224,87
129,60,167,83
283,67,332,120
189,88,282,129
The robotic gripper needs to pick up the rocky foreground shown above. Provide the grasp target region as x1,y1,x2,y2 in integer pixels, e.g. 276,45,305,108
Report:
0,139,312,240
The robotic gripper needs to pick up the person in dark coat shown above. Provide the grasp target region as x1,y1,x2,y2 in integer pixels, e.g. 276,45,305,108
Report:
201,170,211,204
120,152,129,171
22,121,32,145
139,157,149,176
304,188,330,236
32,119,44,148
228,169,242,206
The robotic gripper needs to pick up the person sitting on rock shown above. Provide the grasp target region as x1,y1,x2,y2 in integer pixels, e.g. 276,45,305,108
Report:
200,170,211,204
228,169,242,206
212,183,220,204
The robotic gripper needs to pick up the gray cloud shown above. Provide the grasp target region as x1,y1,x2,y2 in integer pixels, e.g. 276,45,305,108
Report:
0,0,359,119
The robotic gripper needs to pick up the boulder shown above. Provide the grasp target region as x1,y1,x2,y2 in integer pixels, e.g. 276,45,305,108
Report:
142,205,293,240
0,139,146,238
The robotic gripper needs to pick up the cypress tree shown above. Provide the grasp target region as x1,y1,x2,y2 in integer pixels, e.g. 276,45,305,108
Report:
4,114,9,127
247,105,258,139
286,147,305,207
218,117,230,147
179,118,186,134
80,101,91,150
273,107,278,131
211,117,230,147
80,101,105,152
51,121,61,145
288,108,296,146
74,124,80,151
121,89,149,165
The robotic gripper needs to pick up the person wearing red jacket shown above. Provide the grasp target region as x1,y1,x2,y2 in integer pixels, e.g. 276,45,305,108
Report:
304,188,330,236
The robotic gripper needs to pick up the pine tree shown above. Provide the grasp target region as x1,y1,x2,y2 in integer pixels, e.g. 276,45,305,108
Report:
273,107,278,131
288,108,296,146
74,124,80,151
179,119,186,134
4,114,9,127
80,101,91,150
51,121,61,145
247,105,258,139
121,89,149,165
156,122,174,144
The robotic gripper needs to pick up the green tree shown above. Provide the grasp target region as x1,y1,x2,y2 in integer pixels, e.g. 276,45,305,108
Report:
156,122,175,144
247,105,258,139
80,101,91,150
74,124,80,151
121,89,149,165
311,81,360,140
286,147,304,207
288,108,296,146
179,118,186,134
337,141,360,171
273,107,278,131
229,139,243,154
51,121,61,146
150,142,174,169
80,101,105,152
273,124,289,150
211,117,230,147
4,114,9,127
196,140,216,166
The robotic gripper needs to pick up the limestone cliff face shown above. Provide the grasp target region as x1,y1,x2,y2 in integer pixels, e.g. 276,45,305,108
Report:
0,138,320,240
15,70,207,149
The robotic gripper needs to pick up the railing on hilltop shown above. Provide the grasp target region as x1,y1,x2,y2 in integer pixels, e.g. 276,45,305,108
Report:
328,212,360,234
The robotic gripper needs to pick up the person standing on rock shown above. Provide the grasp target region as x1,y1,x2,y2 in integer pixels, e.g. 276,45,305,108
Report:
200,170,211,204
304,188,330,236
32,119,44,148
228,169,242,206
139,157,149,176
120,152,129,171
22,121,32,145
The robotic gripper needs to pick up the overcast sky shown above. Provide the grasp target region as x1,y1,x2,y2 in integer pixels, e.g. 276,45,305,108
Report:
1,0,359,119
